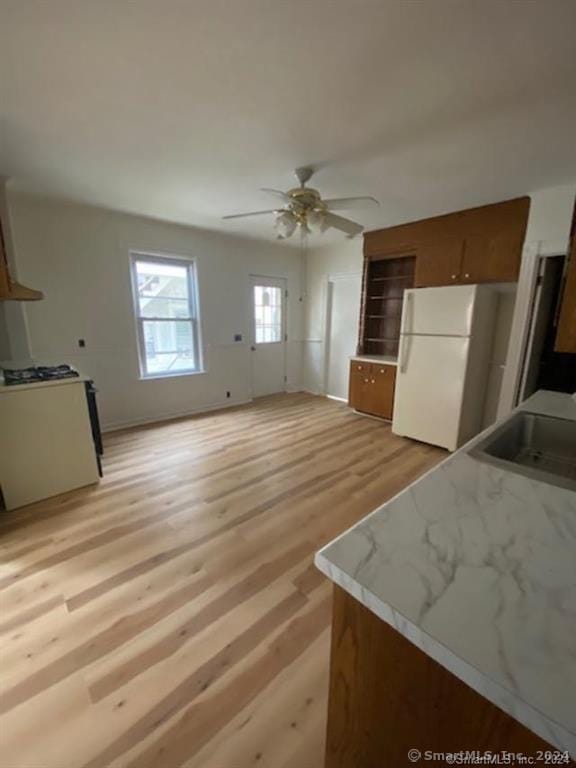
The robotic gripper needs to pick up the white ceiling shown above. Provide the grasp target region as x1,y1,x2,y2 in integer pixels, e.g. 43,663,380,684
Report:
1,0,575,247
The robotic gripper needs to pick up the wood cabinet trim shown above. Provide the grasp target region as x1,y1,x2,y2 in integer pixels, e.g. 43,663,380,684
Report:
363,196,530,258
366,197,530,288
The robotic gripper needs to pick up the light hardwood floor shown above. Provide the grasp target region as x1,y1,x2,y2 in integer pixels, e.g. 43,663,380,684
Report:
0,392,444,768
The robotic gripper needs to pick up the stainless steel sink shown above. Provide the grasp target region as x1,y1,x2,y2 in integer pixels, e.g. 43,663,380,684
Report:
469,411,576,491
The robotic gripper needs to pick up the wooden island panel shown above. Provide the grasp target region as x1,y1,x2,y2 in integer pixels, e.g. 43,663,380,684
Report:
325,586,569,768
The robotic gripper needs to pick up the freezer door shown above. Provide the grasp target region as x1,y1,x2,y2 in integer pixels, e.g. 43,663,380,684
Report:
392,334,470,451
401,284,477,337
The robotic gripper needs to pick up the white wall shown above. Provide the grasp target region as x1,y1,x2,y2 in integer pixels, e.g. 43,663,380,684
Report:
498,183,576,416
303,238,362,393
524,184,575,249
5,190,303,429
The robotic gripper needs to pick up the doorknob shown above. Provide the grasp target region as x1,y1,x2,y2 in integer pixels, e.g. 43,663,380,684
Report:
250,345,256,351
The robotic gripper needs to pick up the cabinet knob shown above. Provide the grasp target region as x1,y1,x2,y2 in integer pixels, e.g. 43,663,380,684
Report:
464,273,470,278
380,369,385,373
371,379,376,384
364,378,369,383
451,274,457,280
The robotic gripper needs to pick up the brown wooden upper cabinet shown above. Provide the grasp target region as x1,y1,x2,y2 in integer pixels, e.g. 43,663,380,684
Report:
365,197,531,290
554,198,576,353
460,230,527,284
414,238,464,287
0,209,43,301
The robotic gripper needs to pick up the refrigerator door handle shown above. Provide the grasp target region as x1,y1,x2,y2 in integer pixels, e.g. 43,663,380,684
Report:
399,334,411,374
404,290,414,336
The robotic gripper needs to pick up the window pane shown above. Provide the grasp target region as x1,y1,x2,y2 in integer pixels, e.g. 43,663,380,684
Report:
139,296,190,318
142,320,196,375
253,285,282,344
136,260,191,319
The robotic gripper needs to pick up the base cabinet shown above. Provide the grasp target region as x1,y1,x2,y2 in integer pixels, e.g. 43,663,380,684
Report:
349,361,396,420
324,586,566,768
0,381,100,509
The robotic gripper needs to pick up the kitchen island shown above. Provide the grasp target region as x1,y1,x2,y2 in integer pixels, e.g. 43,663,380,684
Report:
316,390,576,766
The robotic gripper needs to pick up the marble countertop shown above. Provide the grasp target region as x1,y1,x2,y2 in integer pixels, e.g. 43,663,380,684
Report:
315,390,576,756
350,354,398,366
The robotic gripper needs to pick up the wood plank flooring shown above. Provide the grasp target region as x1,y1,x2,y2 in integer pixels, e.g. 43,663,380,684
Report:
0,392,444,768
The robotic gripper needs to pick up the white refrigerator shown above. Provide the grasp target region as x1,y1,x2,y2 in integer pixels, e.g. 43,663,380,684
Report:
392,284,497,451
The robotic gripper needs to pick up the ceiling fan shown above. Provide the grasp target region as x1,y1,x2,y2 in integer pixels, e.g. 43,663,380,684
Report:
223,167,379,239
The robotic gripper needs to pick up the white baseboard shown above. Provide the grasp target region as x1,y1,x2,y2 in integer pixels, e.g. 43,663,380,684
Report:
326,394,347,403
300,386,323,396
102,397,253,433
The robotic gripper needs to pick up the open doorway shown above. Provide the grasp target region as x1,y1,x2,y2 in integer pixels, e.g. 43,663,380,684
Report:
519,254,576,400
324,273,362,401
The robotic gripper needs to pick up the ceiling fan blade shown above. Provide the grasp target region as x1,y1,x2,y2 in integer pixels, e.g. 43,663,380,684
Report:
323,196,379,211
260,188,294,204
322,212,364,237
222,209,279,220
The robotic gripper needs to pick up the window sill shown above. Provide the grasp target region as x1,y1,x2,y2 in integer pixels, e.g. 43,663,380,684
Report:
139,369,206,381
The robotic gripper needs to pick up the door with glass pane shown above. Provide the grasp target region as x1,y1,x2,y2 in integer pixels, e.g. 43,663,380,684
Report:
250,276,287,397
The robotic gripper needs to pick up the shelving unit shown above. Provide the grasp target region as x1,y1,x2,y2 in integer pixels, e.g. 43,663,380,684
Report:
358,255,416,357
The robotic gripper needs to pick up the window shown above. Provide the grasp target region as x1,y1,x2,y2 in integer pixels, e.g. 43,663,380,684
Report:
130,254,202,378
253,284,283,343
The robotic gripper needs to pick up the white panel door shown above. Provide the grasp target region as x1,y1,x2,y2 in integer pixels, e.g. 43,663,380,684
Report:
250,276,287,397
325,275,362,400
392,334,470,450
401,285,477,337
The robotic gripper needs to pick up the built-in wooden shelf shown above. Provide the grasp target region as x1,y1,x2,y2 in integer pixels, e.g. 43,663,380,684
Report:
358,254,415,357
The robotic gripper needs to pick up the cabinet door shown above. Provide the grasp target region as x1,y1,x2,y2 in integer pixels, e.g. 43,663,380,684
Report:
555,249,576,352
349,363,372,412
460,231,523,283
414,239,464,287
371,365,396,419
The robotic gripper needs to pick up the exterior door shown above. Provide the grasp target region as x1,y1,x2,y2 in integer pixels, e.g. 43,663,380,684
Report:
250,276,287,397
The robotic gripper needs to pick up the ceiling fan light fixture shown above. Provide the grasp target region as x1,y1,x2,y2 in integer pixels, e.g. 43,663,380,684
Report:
223,167,378,240
306,208,326,233
275,210,297,239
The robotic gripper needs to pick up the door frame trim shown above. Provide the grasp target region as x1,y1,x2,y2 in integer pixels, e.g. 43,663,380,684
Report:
498,241,567,418
322,271,362,397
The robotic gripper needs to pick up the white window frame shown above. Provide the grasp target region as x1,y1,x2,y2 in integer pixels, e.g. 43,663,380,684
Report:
129,252,203,379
